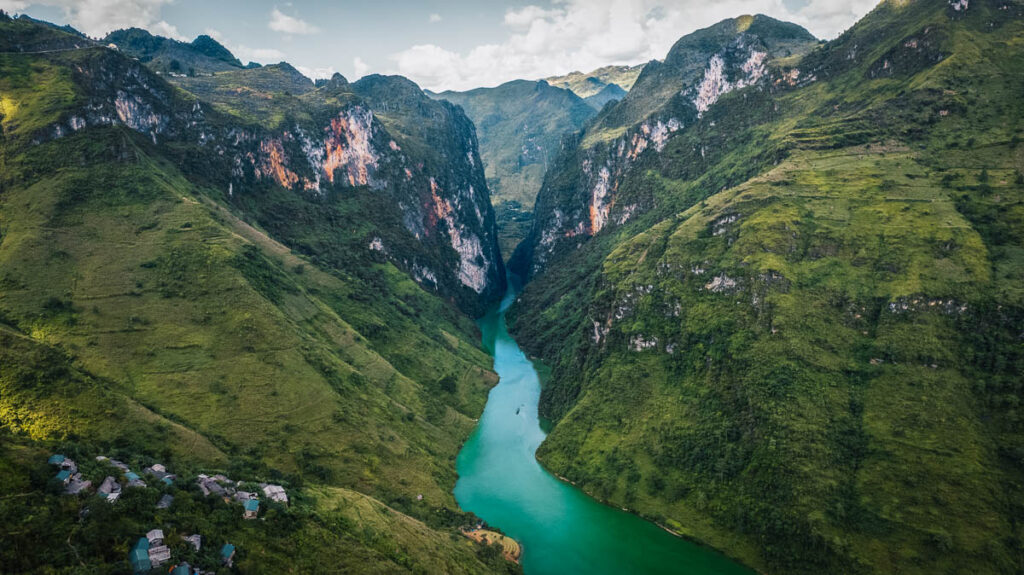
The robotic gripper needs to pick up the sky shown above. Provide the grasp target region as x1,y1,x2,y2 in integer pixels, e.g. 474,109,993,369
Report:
0,0,880,91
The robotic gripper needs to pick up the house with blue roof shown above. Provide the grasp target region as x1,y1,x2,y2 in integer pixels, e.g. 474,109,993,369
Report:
220,543,236,567
129,537,151,573
55,469,71,484
243,498,259,519
48,454,65,465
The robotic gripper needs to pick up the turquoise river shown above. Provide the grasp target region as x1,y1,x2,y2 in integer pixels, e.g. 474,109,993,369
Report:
454,286,753,575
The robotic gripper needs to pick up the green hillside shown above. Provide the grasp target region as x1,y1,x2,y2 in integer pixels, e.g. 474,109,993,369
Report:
511,1,1024,573
105,28,248,75
0,13,514,574
546,64,647,99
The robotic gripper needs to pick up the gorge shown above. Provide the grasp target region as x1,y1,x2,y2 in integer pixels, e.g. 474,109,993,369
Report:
0,1,1022,574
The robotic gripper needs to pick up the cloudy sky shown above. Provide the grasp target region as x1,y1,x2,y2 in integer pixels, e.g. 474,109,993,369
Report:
0,0,879,91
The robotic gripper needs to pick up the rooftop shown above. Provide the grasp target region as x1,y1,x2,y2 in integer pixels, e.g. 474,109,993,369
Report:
132,537,149,552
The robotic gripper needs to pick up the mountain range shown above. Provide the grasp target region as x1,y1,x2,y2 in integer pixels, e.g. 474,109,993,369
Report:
1,1,1022,573
0,12,509,574
510,3,1023,574
545,64,647,100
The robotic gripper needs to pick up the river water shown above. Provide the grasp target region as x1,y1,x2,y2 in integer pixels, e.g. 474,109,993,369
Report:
454,287,753,575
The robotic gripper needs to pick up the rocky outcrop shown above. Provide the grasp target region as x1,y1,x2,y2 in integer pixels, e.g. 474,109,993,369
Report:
515,15,817,281
30,48,504,315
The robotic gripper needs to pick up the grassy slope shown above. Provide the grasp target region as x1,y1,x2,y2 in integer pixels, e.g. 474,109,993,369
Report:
511,1,1024,573
0,19,513,575
545,64,647,99
172,63,317,128
105,27,246,76
0,431,510,574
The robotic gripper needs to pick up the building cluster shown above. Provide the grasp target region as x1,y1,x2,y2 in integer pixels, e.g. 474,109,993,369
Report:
129,529,225,574
196,474,289,519
49,454,182,504
46,453,289,572
48,454,91,495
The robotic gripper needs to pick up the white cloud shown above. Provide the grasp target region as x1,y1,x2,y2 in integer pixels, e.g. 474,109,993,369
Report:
205,28,284,65
268,7,319,35
503,5,561,29
148,19,185,41
1,0,177,38
0,1,30,13
392,0,877,92
352,56,370,79
296,64,336,80
428,13,442,23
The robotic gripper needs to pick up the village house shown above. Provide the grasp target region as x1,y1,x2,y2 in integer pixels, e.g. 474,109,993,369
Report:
182,534,202,551
243,498,260,519
261,483,288,504
107,459,131,473
48,454,77,473
125,471,146,488
234,490,257,503
148,543,171,567
98,476,121,502
221,543,236,567
65,473,92,495
129,538,151,574
170,562,214,575
156,494,174,509
146,530,171,567
143,463,176,485
55,469,71,485
196,474,234,498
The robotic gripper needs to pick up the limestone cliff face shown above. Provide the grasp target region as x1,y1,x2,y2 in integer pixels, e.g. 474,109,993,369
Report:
31,50,505,315
515,15,817,280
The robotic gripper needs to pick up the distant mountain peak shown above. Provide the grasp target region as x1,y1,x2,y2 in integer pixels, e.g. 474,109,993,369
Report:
189,34,240,66
545,63,646,99
104,27,243,75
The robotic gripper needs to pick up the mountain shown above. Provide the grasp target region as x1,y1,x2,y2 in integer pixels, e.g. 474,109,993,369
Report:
510,3,1024,574
583,83,628,110
514,14,819,278
165,65,506,315
430,80,596,258
0,13,513,574
546,64,647,99
105,28,247,74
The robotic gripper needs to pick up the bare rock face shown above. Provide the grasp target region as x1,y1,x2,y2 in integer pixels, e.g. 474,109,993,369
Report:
32,50,504,315
514,15,817,281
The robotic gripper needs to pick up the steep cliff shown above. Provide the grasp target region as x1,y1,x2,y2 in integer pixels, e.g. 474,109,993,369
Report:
0,14,513,574
12,33,506,315
513,15,818,279
511,2,1024,573
431,80,597,257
